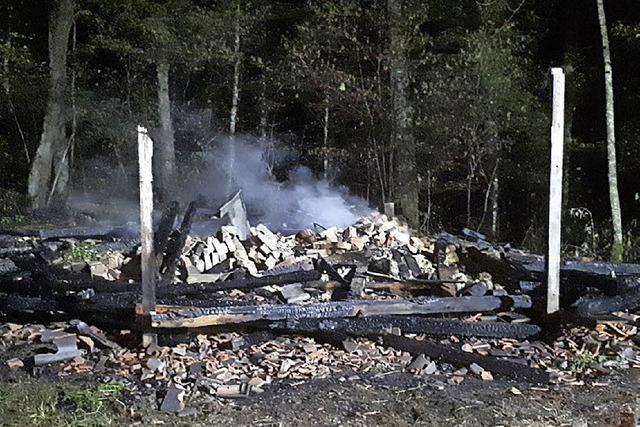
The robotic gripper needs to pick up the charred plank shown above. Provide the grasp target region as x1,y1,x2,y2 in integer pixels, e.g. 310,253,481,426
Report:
151,295,532,328
267,316,541,339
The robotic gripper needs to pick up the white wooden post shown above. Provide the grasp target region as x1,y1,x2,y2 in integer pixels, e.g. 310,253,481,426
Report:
384,202,395,218
138,126,156,315
547,68,565,314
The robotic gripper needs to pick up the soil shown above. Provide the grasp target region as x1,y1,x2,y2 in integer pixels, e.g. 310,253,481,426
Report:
0,362,638,426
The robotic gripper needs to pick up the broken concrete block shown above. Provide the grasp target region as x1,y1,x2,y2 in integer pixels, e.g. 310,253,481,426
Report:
6,358,23,369
279,284,311,304
406,354,429,371
160,384,186,413
469,363,485,376
34,334,82,366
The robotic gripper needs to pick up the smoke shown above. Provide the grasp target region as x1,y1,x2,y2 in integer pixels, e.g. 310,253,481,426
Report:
68,133,371,231
182,136,371,231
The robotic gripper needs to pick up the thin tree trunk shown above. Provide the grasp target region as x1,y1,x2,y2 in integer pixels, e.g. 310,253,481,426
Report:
27,0,74,209
491,174,499,237
388,0,418,228
49,19,77,206
426,169,432,234
322,97,330,182
596,0,623,261
227,3,242,197
156,60,176,200
3,60,30,164
259,76,267,142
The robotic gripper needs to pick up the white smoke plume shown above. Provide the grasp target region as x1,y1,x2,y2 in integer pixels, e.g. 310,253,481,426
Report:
182,136,371,231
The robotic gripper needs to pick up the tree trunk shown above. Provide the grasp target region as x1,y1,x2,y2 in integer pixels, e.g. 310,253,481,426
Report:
259,76,267,142
156,60,176,200
27,0,74,209
227,3,242,197
388,0,419,228
491,174,499,238
323,97,330,182
596,0,624,261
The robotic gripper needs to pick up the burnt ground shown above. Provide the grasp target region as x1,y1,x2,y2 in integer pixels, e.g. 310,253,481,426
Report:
0,362,638,426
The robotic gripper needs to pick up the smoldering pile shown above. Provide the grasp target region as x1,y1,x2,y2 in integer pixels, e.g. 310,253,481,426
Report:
1,195,639,412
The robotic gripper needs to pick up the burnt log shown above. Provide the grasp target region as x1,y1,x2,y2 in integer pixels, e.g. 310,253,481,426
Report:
38,225,137,240
160,201,197,284
382,334,549,383
0,266,321,299
150,295,532,328
154,201,180,256
267,317,541,339
160,269,321,296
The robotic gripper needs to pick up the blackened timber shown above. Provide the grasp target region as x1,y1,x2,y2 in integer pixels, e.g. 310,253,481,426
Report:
150,295,532,328
160,201,197,284
573,287,640,317
38,225,137,240
382,334,549,383
154,201,179,256
0,268,321,297
161,269,321,296
268,317,541,339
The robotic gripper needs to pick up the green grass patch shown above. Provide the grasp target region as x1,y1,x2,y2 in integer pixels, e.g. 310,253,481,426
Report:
61,243,101,265
0,382,128,427
569,352,608,373
0,215,27,227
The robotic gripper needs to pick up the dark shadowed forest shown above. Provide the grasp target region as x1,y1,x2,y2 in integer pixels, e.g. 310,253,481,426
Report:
1,0,640,260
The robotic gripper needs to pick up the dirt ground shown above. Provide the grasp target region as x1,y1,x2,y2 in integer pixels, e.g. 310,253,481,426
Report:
0,367,638,426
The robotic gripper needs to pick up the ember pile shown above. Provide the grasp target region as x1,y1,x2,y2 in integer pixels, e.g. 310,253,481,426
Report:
1,199,639,413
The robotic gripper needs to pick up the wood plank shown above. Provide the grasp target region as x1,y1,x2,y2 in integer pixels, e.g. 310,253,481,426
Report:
138,125,156,314
549,69,566,313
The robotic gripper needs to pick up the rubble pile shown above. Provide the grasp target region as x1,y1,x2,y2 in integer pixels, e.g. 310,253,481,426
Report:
1,200,639,411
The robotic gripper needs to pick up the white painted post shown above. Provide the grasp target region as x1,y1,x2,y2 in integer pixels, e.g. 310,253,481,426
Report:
138,126,156,315
547,68,565,314
384,202,395,218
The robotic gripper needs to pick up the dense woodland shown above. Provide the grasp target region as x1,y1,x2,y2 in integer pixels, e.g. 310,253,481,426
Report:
1,0,640,261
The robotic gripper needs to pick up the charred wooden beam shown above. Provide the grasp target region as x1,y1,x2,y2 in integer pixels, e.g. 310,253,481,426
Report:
573,288,640,317
150,295,532,328
160,269,321,296
382,334,549,383
267,316,541,339
154,201,179,256
0,266,321,299
38,225,137,240
160,201,197,284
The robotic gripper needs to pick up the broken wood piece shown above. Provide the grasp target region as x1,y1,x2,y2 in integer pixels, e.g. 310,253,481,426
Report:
150,295,532,328
74,321,121,350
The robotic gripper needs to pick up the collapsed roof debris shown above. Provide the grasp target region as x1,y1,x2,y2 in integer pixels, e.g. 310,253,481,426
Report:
0,196,639,411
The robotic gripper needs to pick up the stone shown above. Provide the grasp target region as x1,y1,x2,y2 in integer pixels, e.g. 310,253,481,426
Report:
424,361,438,375
160,384,186,413
6,358,23,369
469,363,485,376
406,354,429,371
